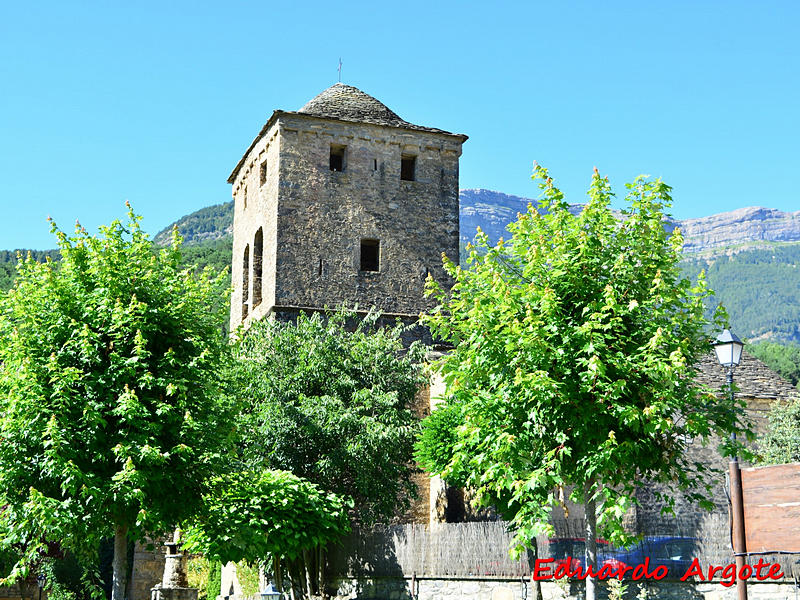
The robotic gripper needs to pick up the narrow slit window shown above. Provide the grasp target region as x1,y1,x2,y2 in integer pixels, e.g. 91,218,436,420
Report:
243,185,248,209
252,228,263,308
330,144,346,172
260,161,267,186
242,244,250,320
373,158,378,171
401,154,416,181
318,257,323,277
360,239,379,272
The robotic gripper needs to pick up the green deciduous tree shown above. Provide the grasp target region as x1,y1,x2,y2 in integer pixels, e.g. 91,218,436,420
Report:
183,470,350,599
416,166,747,600
230,309,426,524
0,206,233,600
758,396,800,464
226,309,427,596
748,341,800,388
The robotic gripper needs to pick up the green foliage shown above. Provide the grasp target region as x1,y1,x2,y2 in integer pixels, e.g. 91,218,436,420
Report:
606,577,628,600
205,559,222,600
0,206,233,583
0,249,60,292
681,244,800,344
37,555,100,600
229,309,427,525
187,556,211,600
414,402,467,486
748,341,800,388
234,561,259,597
183,470,349,565
179,237,233,278
758,396,800,464
153,202,233,246
419,166,747,554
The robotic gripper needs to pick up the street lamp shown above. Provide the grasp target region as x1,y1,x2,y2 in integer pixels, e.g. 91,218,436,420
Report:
713,328,747,600
259,581,282,600
713,328,744,444
36,573,46,600
714,329,744,369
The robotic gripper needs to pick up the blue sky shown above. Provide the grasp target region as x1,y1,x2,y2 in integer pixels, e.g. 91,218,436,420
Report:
1,1,798,249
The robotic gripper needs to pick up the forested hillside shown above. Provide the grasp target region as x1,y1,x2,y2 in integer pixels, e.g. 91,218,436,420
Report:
3,193,799,348
153,201,233,246
0,250,60,291
681,244,800,344
0,243,231,292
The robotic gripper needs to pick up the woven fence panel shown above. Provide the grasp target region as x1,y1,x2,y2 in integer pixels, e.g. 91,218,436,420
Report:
328,521,532,578
327,513,787,580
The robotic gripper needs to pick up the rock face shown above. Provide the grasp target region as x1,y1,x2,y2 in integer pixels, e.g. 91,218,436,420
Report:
460,190,800,254
157,190,800,257
459,188,584,248
679,206,800,253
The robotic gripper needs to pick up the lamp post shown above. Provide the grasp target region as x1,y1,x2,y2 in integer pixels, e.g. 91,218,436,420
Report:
713,328,746,600
36,573,45,600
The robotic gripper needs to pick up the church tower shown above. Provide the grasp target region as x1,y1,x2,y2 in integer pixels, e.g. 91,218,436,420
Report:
228,83,467,332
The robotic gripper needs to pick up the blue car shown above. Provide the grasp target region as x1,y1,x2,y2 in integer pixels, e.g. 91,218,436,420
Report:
611,536,698,578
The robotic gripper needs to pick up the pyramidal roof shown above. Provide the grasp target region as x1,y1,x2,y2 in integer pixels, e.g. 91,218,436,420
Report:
228,83,466,183
297,83,458,135
299,83,404,125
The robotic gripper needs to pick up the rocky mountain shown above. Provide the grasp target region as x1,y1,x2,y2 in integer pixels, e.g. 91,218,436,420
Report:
152,189,800,257
459,190,800,255
4,189,797,343
680,207,800,254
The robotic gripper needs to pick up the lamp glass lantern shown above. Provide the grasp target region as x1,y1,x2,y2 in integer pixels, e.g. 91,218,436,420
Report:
259,582,281,600
714,329,744,368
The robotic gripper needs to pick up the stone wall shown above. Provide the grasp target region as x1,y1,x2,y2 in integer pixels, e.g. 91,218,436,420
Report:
0,583,33,600
229,110,463,332
129,540,167,600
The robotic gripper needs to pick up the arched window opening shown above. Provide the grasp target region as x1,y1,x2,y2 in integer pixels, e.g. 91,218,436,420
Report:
242,244,250,320
253,228,263,308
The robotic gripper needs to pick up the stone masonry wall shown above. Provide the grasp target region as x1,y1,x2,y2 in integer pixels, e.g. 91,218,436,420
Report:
273,113,461,317
129,539,167,600
229,120,281,331
229,111,463,332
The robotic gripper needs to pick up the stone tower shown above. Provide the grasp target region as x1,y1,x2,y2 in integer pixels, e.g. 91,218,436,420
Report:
228,83,467,332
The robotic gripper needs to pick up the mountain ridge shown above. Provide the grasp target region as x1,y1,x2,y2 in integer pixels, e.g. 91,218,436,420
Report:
153,189,800,256
3,190,798,344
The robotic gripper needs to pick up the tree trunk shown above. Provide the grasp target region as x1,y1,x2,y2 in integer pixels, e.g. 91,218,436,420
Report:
317,545,325,599
302,549,313,598
112,524,129,600
584,481,597,600
526,540,541,600
273,555,283,595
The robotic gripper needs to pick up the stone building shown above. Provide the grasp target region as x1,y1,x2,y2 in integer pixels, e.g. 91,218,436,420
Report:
228,82,467,333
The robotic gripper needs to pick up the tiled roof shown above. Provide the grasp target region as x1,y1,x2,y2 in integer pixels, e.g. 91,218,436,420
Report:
297,83,458,135
695,350,798,400
228,83,466,183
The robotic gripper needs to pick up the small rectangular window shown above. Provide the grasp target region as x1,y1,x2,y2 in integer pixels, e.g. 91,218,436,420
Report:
360,239,379,272
401,154,416,181
330,144,346,172
260,161,267,186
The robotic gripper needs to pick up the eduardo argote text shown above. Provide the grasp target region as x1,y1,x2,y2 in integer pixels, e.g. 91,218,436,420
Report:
532,557,784,588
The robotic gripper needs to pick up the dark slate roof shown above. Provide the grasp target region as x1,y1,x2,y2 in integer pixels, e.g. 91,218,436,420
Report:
228,83,467,183
297,83,457,135
695,350,799,400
